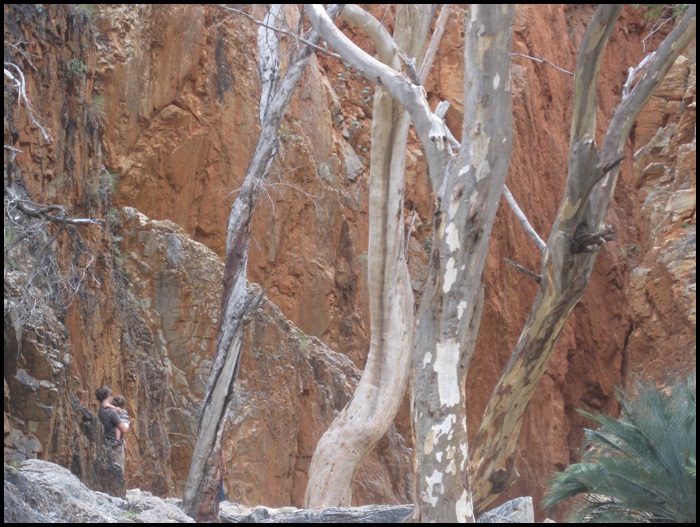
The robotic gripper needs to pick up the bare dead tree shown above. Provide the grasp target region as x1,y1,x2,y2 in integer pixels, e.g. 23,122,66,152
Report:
181,5,343,521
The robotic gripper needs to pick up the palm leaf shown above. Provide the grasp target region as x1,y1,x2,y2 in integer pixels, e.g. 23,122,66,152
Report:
543,374,696,523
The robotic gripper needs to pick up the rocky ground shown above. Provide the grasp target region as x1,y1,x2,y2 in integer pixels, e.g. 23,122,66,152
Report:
5,459,537,523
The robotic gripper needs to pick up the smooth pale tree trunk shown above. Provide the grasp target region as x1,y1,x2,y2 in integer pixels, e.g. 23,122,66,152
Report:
469,5,696,514
411,5,515,522
306,4,516,520
304,5,431,508
182,5,343,521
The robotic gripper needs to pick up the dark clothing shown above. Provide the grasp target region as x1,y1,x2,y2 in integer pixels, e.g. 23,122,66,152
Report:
95,406,126,498
219,480,226,502
98,407,122,444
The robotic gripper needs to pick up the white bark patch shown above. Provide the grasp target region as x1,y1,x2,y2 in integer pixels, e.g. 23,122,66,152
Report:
424,470,444,506
493,72,500,90
442,258,457,294
460,442,468,470
436,452,443,462
433,414,456,442
424,433,434,456
446,459,456,475
459,165,470,178
470,135,491,167
457,301,467,319
456,490,472,522
433,339,461,406
475,159,491,181
423,351,433,368
445,223,460,252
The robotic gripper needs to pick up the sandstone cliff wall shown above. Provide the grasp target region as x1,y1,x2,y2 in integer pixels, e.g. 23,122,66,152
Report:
4,3,695,518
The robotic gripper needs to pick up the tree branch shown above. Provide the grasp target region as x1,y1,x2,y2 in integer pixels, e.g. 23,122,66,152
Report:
593,5,695,227
569,5,622,144
305,4,442,168
503,185,546,253
512,52,573,76
5,62,50,142
340,5,398,66
418,4,450,85
601,5,696,168
503,258,541,283
217,5,343,61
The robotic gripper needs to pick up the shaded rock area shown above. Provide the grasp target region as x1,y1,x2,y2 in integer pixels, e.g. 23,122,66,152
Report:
4,205,410,505
220,502,413,524
626,53,697,380
4,459,193,523
4,459,535,523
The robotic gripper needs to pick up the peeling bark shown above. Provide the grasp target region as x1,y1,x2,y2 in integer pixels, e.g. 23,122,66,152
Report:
469,5,696,514
411,6,515,522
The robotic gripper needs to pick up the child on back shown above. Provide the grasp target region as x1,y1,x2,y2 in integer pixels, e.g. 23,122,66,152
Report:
108,395,131,449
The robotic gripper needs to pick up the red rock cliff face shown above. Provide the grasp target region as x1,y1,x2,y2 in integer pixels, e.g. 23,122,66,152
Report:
4,3,695,518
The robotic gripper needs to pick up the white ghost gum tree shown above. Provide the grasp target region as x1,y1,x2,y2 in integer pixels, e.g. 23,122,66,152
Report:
303,4,432,509
469,4,696,514
305,4,516,522
306,3,695,522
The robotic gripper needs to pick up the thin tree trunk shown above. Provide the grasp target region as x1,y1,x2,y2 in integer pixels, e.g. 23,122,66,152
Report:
182,5,343,521
304,5,432,508
411,5,516,522
469,5,696,514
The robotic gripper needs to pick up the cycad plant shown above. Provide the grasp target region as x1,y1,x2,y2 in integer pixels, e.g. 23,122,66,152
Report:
543,374,696,522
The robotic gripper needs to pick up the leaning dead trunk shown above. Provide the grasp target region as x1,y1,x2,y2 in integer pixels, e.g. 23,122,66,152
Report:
304,5,431,508
469,5,696,513
182,5,342,521
411,5,516,522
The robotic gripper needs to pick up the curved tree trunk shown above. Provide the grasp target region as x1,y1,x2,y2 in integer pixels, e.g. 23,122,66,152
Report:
304,5,431,508
469,5,696,514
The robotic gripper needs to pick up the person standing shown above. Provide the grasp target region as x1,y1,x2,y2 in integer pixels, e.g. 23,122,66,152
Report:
95,386,129,497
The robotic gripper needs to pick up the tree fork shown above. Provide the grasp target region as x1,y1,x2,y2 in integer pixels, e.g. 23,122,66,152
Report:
469,5,696,514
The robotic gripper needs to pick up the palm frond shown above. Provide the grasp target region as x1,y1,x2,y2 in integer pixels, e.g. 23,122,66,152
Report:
543,374,696,523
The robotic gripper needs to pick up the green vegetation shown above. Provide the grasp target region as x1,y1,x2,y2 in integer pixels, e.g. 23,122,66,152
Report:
74,4,99,18
355,253,368,267
422,236,433,254
543,374,696,523
619,243,639,259
5,224,16,243
635,4,690,20
66,58,88,79
90,95,106,120
99,168,119,196
295,329,310,351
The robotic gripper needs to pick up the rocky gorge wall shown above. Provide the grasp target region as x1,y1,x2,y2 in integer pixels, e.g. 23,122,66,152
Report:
4,3,696,519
